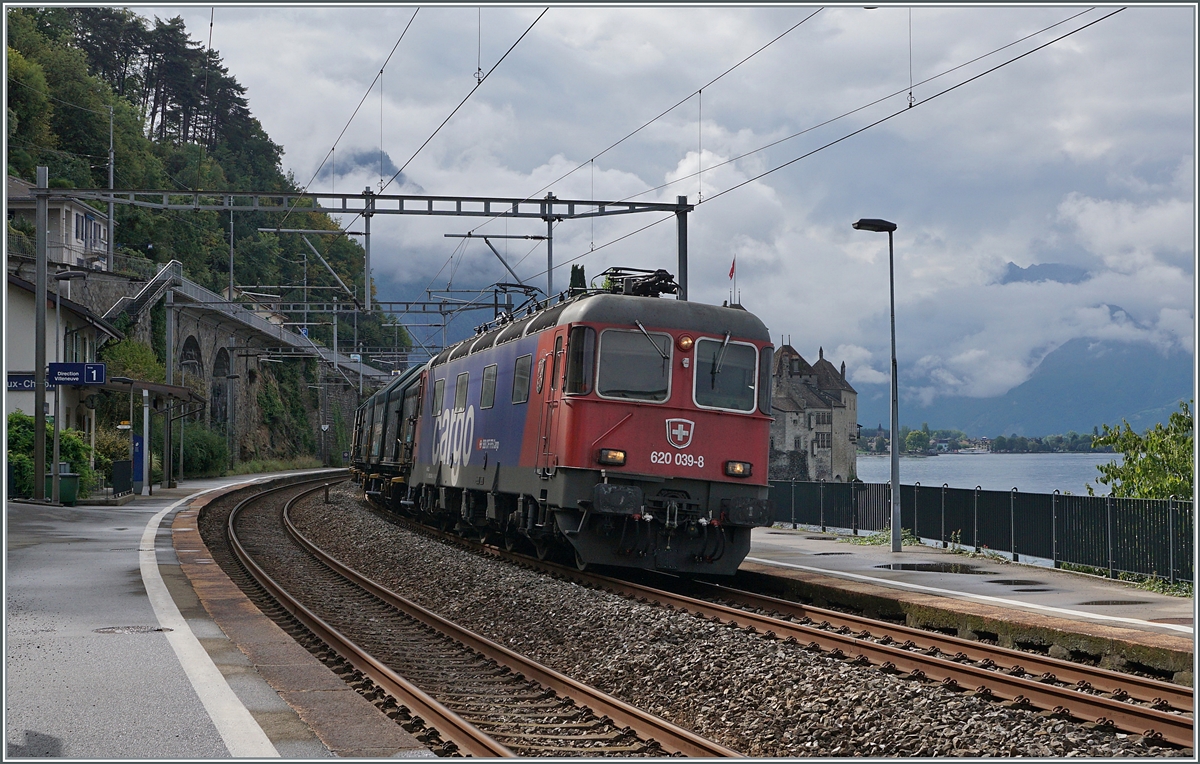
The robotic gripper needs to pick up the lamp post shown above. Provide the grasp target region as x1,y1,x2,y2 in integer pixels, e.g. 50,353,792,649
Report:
852,218,902,553
52,270,88,503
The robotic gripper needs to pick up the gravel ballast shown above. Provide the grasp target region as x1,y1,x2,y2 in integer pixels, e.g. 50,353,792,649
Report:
286,484,1188,758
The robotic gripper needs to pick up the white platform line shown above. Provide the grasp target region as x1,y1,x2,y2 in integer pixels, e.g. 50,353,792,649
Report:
744,556,1194,635
140,479,281,758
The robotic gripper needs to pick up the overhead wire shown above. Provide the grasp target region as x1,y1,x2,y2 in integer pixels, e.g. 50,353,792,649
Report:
526,6,1123,283
701,7,1125,205
274,7,420,227
462,7,823,239
611,6,1099,204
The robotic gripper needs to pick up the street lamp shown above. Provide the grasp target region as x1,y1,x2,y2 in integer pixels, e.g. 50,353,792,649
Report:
52,269,87,503
852,218,902,553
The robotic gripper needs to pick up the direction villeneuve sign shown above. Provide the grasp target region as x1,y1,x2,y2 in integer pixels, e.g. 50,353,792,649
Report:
48,362,107,386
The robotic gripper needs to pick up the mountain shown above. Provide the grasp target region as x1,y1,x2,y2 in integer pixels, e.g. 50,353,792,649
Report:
857,338,1193,437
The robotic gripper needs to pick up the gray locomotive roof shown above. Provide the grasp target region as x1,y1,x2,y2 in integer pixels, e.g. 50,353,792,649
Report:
433,293,771,368
558,294,771,342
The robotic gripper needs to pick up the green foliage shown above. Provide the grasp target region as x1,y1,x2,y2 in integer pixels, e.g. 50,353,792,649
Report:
872,435,887,453
992,431,1108,453
226,456,322,476
1088,400,1193,500
7,410,98,498
177,422,228,477
98,338,164,381
904,430,930,453
842,527,921,547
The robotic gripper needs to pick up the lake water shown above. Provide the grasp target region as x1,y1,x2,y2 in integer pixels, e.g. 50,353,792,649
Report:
854,452,1124,496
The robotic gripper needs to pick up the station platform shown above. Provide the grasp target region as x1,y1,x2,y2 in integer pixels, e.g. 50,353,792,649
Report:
5,471,432,759
743,526,1195,684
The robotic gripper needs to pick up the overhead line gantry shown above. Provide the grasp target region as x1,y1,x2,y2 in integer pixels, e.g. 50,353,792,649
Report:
55,188,696,304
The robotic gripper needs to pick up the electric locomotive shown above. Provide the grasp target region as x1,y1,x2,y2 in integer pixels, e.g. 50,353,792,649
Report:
352,268,774,575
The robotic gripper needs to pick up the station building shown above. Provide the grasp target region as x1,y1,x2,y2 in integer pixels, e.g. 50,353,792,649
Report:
768,345,859,482
7,176,111,271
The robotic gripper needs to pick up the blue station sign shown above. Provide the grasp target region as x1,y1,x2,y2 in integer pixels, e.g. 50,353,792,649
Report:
7,374,53,391
49,362,107,386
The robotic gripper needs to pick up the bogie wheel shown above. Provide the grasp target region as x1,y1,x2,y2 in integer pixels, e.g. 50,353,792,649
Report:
503,533,518,553
574,549,589,572
533,539,551,561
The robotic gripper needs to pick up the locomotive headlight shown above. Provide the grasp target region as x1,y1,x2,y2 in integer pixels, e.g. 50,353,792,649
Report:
677,334,695,352
724,461,753,478
598,448,627,466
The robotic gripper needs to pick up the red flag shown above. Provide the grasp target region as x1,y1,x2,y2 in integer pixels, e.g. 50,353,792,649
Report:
728,256,736,280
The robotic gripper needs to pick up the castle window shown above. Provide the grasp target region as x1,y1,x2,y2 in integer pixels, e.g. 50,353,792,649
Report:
794,436,801,449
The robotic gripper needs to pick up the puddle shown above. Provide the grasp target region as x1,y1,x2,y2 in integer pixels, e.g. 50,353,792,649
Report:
1078,600,1150,606
812,552,851,556
1013,588,1053,592
989,579,1044,586
874,562,997,574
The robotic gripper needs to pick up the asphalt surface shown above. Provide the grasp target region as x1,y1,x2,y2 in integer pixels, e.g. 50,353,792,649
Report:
5,473,337,759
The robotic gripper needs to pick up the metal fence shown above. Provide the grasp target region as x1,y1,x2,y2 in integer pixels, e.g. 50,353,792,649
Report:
768,480,1194,583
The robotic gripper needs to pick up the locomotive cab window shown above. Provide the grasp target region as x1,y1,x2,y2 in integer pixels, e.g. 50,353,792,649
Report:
596,329,671,402
432,378,445,416
480,364,498,409
454,372,469,412
512,354,532,404
550,335,563,390
565,326,596,395
694,338,757,412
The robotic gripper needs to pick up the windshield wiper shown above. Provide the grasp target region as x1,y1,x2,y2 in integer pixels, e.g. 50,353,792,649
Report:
710,331,732,388
634,320,668,361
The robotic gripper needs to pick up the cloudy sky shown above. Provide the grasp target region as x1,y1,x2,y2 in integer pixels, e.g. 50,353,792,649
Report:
145,4,1195,411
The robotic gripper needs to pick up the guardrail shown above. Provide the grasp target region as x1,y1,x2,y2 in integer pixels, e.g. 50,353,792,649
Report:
769,479,1194,583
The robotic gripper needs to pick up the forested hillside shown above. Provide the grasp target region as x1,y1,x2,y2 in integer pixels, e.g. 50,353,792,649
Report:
6,6,406,356
7,7,409,474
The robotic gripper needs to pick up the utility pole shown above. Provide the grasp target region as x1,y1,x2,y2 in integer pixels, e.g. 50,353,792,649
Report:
542,193,557,297
34,167,48,500
107,107,114,270
163,289,174,488
363,186,373,311
676,195,689,301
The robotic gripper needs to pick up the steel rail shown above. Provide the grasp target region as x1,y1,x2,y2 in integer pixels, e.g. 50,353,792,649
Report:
682,577,1193,712
228,481,515,757
368,510,1192,748
285,489,741,758
528,561,1194,748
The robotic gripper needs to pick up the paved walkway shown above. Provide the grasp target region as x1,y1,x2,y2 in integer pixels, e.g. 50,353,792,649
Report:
5,472,345,758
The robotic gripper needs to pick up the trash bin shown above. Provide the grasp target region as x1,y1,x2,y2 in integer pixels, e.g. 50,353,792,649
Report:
45,473,80,506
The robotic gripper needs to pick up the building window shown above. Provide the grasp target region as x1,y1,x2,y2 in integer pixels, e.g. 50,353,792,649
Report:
814,432,832,449
794,436,801,449
75,214,83,241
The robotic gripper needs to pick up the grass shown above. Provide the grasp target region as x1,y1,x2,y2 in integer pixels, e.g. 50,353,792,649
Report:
225,456,326,476
841,527,921,547
1060,562,1194,598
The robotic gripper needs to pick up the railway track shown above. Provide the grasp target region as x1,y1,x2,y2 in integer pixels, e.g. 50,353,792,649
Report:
222,479,738,758
374,503,1193,749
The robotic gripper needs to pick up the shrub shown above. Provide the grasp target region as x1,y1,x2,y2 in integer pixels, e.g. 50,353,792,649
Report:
7,410,98,497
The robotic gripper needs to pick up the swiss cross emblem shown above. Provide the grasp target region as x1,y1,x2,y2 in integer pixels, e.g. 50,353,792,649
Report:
665,418,694,449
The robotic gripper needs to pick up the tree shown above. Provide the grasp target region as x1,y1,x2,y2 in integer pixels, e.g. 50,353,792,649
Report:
905,430,930,453
1089,400,1193,499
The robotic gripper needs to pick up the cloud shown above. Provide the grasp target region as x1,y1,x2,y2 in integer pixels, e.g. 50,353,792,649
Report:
142,5,1193,403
